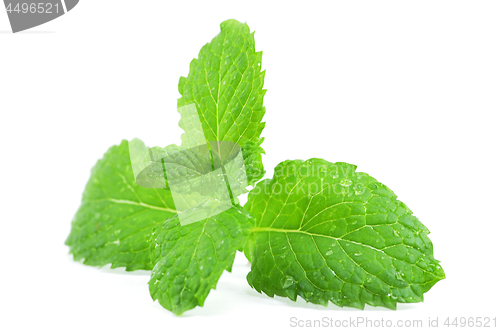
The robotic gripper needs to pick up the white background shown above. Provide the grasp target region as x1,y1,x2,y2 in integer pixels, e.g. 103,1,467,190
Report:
1,1,499,330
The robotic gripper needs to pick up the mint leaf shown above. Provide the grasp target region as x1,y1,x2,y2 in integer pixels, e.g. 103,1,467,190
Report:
65,140,177,271
177,19,266,185
244,159,445,309
149,205,255,315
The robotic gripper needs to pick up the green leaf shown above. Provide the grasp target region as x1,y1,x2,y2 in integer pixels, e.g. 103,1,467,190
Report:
149,205,255,315
177,19,266,185
244,159,445,309
65,140,177,271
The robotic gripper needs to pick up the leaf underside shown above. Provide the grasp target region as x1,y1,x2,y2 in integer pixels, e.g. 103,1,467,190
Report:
244,159,445,309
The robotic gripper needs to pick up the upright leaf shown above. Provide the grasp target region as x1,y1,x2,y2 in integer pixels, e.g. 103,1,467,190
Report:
244,159,445,309
177,19,266,185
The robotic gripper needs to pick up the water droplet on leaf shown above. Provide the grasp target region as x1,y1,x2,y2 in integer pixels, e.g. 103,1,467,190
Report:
340,179,352,187
280,275,296,288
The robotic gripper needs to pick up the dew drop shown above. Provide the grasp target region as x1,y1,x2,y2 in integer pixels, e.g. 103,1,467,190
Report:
325,250,333,256
354,185,365,195
280,275,296,288
340,179,352,187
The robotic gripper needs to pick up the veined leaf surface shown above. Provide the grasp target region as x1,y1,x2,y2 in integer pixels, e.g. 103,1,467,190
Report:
244,159,445,309
65,140,176,271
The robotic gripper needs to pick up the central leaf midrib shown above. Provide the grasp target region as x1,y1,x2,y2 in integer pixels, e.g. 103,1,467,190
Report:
86,198,176,213
250,226,438,282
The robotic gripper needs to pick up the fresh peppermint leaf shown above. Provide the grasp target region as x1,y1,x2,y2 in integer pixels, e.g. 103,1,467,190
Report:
149,205,255,315
244,159,445,309
65,140,177,271
177,19,266,185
